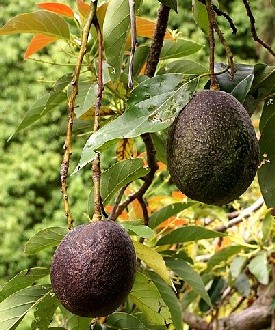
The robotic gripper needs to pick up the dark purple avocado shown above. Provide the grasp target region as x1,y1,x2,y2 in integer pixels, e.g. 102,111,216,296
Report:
50,221,136,317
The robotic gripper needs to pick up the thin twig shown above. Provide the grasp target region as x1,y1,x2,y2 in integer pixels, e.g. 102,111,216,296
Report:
215,196,264,232
137,195,149,226
242,0,275,58
128,0,137,89
213,22,235,78
109,185,129,221
205,0,219,90
61,3,96,229
92,17,104,221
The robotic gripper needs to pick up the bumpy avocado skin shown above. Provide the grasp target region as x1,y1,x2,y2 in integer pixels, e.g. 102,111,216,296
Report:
167,90,260,206
50,221,136,317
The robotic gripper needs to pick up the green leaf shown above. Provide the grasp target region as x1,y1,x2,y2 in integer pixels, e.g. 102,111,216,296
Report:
258,100,275,207
149,202,197,229
272,0,275,7
121,222,154,238
165,258,211,306
159,59,207,75
0,268,49,303
31,291,58,330
147,271,183,330
74,74,197,173
151,132,168,164
160,39,203,59
230,256,247,279
0,11,70,39
207,246,244,269
156,226,225,245
133,241,171,285
103,0,130,76
158,0,178,12
249,64,275,99
60,307,92,330
24,226,68,255
248,252,269,284
88,159,149,216
192,0,209,35
234,273,250,297
262,211,273,240
72,82,97,118
0,285,51,330
199,277,225,312
107,312,148,330
129,272,171,326
9,74,70,138
214,63,254,103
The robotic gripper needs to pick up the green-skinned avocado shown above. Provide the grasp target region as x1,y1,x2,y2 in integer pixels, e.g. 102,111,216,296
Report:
167,90,260,206
50,221,136,317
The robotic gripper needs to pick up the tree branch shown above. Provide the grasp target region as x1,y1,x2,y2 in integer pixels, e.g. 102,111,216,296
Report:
61,3,96,229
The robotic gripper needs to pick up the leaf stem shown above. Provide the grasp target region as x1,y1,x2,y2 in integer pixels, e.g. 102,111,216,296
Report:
61,2,96,229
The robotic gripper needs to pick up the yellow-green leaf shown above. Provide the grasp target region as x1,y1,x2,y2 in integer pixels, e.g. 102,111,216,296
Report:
133,241,171,285
0,11,70,40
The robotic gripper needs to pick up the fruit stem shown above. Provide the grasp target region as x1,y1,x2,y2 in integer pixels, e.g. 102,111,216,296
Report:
205,0,219,91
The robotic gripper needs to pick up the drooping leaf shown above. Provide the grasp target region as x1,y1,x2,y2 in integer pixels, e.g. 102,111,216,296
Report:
0,285,51,330
147,271,183,330
24,34,58,59
103,0,131,76
165,258,211,306
207,246,244,269
159,59,207,75
24,227,68,255
192,0,209,35
248,252,269,284
158,0,178,12
88,159,149,216
0,268,49,303
9,74,70,138
234,273,251,297
249,64,275,99
121,222,154,238
76,0,90,18
258,99,275,207
160,39,203,59
107,312,148,330
136,16,172,39
133,241,171,285
0,11,70,40
31,291,59,330
199,277,225,312
74,74,197,173
149,202,197,229
116,138,136,161
157,226,225,245
214,63,254,103
129,272,171,326
230,256,247,279
71,82,97,118
37,2,75,18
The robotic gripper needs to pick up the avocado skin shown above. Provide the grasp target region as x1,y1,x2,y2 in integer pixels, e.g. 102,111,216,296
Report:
50,221,136,317
167,90,260,206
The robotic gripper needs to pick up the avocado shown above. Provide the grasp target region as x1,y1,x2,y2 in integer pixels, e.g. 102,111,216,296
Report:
50,221,136,317
167,90,260,206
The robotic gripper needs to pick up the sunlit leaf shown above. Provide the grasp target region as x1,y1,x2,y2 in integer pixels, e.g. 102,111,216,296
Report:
148,271,183,330
116,138,136,161
76,0,90,18
0,285,51,330
149,202,197,229
37,2,74,18
160,38,203,59
192,0,209,35
129,272,171,326
0,11,70,40
248,252,269,284
74,74,197,173
230,256,247,279
24,34,58,59
24,226,68,255
133,241,171,285
136,16,172,39
121,222,154,238
59,307,92,330
157,226,225,245
159,59,207,75
71,82,97,118
166,258,211,306
88,159,149,216
207,246,244,269
31,291,59,329
107,312,147,329
0,268,49,303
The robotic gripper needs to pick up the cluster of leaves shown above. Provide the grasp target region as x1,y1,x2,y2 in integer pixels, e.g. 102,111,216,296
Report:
0,0,275,329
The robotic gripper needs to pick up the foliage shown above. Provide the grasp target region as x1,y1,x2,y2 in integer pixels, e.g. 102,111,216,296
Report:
0,0,274,330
